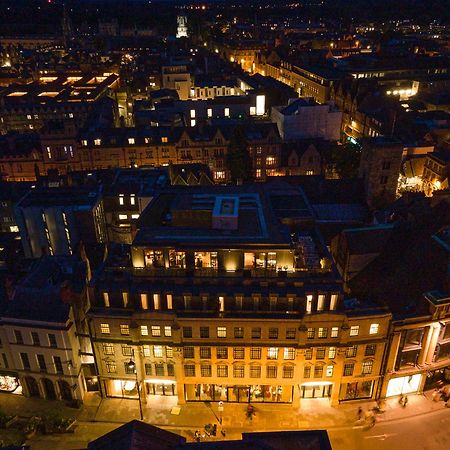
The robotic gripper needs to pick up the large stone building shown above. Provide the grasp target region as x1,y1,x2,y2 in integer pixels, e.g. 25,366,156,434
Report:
87,182,390,407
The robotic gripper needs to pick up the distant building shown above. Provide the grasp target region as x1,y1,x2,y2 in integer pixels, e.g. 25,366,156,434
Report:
176,15,188,39
161,65,191,100
358,137,404,208
271,98,342,141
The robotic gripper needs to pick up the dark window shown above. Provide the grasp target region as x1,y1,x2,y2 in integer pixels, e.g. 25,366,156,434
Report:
286,328,296,339
379,175,388,185
200,327,209,338
216,347,228,359
145,363,153,375
316,347,326,359
54,356,63,374
304,366,311,378
252,327,261,339
266,366,277,378
200,347,211,359
365,344,376,356
183,346,194,358
2,353,8,368
250,347,261,359
234,327,244,338
48,334,57,348
283,366,294,378
167,363,175,376
201,364,212,377
183,327,192,338
382,160,391,170
305,348,313,360
343,363,354,376
346,345,358,358
37,354,46,371
31,332,40,346
314,365,323,378
124,362,135,375
20,353,30,369
233,347,245,359
269,328,278,339
122,345,133,356
155,363,165,376
14,330,23,345
217,365,228,377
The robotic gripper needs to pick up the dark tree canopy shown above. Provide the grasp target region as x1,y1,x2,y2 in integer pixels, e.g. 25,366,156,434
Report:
226,126,253,184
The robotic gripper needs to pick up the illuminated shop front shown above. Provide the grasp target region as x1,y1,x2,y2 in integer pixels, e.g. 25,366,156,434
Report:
386,374,422,397
300,381,333,399
0,373,22,394
185,384,293,403
104,378,177,398
339,380,374,401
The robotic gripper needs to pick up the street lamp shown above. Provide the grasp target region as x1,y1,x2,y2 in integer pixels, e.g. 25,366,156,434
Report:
127,350,143,421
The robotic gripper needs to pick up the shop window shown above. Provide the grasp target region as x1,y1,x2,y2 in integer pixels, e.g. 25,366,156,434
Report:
283,366,294,378
267,252,277,269
145,250,164,268
216,347,228,359
169,250,186,268
194,251,218,269
183,347,194,358
233,347,245,359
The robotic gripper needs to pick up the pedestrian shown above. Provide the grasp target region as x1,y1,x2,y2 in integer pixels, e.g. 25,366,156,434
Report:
368,414,376,427
403,395,408,407
432,389,440,402
194,430,201,442
357,406,363,420
212,424,217,436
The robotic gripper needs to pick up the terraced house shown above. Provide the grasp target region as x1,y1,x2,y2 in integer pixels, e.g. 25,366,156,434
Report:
87,182,390,407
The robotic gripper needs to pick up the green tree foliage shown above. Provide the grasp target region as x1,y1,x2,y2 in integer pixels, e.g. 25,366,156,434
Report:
227,127,252,184
332,142,362,179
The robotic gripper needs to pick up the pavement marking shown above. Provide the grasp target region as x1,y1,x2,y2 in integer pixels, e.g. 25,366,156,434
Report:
363,433,397,440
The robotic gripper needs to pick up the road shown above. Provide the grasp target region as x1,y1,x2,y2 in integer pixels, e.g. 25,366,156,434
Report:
329,408,450,450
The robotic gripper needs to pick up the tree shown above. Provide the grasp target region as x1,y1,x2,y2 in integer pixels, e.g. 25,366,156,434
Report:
331,142,362,179
226,126,252,184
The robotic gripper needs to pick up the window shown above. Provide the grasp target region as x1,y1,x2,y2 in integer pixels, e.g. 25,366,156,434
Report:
305,348,313,360
184,295,192,309
167,363,175,376
267,347,279,360
122,345,133,356
166,346,173,358
151,293,160,310
326,365,334,377
331,327,339,338
306,294,313,313
143,345,151,357
31,332,40,346
14,330,23,344
235,296,243,310
183,347,194,358
81,140,88,147
328,347,336,359
48,334,57,348
365,344,376,356
249,365,261,378
118,214,128,221
125,362,135,375
286,328,296,340
256,169,262,178
183,327,192,338
101,343,114,356
103,292,110,307
283,366,294,378
269,328,278,339
330,294,338,310
145,364,153,375
307,328,315,339
122,292,129,308
343,363,354,376
284,348,295,360
141,325,148,336
318,328,328,339
151,326,161,337
233,347,245,359
216,347,228,359
207,108,212,118
101,323,110,334
152,345,162,358
380,175,388,185
266,366,277,378
346,345,358,358
362,360,373,375
234,365,245,378
128,138,135,145
217,365,228,377
54,356,63,374
120,325,129,336
200,327,210,338
252,328,261,339
37,354,46,371
140,294,148,310
314,365,323,378
317,294,325,311
224,107,230,117
304,365,311,378
119,194,124,205
369,323,379,335
164,326,172,337
201,364,212,377
249,347,261,360
316,347,326,359
167,294,173,310
269,296,277,310
217,326,227,338
155,363,165,376
94,139,101,146
106,361,117,373
234,327,244,338
161,137,168,143
350,326,359,336
200,347,211,359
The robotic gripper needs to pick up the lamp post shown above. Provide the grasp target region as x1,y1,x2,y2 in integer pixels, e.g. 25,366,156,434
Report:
127,350,143,421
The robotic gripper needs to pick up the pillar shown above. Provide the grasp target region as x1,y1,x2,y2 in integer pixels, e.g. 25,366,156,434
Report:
176,381,186,405
425,324,440,364
417,326,432,366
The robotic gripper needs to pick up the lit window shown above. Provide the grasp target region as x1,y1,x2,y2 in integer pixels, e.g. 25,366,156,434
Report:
119,194,124,205
131,214,139,219
317,294,325,311
103,292,110,307
217,326,227,338
122,292,128,308
120,325,129,335
350,326,360,336
27,114,32,120
190,109,196,118
69,113,74,118
153,345,163,358
330,294,338,310
266,156,275,166
256,169,261,178
141,294,148,310
46,146,52,159
190,119,196,127
346,345,358,358
328,347,336,359
167,294,173,310
331,327,339,338
161,137,168,143
94,139,101,146
151,326,161,337
250,106,256,115
141,325,148,336
100,323,110,334
215,171,225,180
153,294,161,310
284,348,295,360
119,214,128,220
81,140,88,146
224,107,230,117
103,343,114,355
128,138,135,145
130,194,135,205
267,347,279,359
207,108,212,118
266,365,277,378
369,323,379,335
362,360,374,375
219,296,225,312
164,326,172,337
143,345,151,356
326,365,334,377
306,294,313,313
318,327,327,338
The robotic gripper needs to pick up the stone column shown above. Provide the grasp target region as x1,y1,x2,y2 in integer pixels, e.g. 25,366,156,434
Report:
418,326,432,366
425,324,440,364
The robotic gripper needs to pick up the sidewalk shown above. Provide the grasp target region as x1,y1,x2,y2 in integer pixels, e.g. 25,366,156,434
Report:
2,389,447,431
